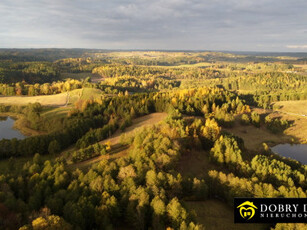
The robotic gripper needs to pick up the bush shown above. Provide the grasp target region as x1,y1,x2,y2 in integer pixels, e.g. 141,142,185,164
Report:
240,114,250,125
251,112,260,128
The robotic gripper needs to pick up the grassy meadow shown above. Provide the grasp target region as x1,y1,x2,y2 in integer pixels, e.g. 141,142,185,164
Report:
0,92,68,106
273,100,307,116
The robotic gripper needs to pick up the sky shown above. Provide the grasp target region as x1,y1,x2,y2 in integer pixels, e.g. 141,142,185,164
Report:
0,0,306,52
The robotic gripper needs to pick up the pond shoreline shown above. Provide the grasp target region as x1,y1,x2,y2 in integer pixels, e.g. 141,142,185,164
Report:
0,112,42,137
271,143,307,164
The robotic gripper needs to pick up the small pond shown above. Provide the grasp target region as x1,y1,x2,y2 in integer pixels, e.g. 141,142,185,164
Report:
271,144,307,164
0,116,25,140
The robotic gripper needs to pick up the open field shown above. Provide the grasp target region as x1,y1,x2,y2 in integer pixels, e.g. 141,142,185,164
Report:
224,121,292,152
273,113,307,144
0,88,105,136
40,106,72,120
46,88,104,118
78,88,104,100
185,200,269,230
254,107,307,144
0,106,72,136
0,88,104,107
272,100,307,116
228,107,307,148
0,92,68,106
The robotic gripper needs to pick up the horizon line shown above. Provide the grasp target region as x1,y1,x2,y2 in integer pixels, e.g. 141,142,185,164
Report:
1,47,307,54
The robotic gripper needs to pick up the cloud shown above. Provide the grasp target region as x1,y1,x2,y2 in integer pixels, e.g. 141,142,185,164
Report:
0,0,306,51
286,45,307,49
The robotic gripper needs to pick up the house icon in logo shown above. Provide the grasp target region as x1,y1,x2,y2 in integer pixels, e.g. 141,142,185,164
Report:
237,201,258,220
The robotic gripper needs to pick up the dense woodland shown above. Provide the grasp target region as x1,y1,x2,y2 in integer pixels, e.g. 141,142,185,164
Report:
0,50,307,230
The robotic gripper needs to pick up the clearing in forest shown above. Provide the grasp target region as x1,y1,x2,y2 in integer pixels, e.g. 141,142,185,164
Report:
272,100,307,116
255,107,307,144
0,88,104,107
70,112,168,170
101,112,168,145
224,122,291,152
0,92,68,106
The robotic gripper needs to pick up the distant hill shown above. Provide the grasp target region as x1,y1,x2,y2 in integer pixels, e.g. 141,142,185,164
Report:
0,48,306,63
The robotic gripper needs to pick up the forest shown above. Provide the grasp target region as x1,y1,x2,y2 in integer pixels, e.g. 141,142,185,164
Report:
0,49,306,230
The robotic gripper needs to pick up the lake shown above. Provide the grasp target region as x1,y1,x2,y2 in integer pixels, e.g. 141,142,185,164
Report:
271,144,307,164
0,116,25,140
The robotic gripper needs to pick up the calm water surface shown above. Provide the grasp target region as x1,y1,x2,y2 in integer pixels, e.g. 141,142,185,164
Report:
0,116,25,140
271,144,307,164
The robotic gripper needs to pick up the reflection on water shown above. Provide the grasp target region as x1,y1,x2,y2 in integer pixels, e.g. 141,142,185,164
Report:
271,144,307,164
0,116,25,140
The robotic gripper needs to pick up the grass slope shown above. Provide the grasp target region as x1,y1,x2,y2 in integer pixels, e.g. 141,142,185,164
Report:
185,200,269,230
255,107,307,144
0,92,68,106
224,122,291,152
101,112,168,145
273,100,307,116
68,112,168,170
0,88,104,107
